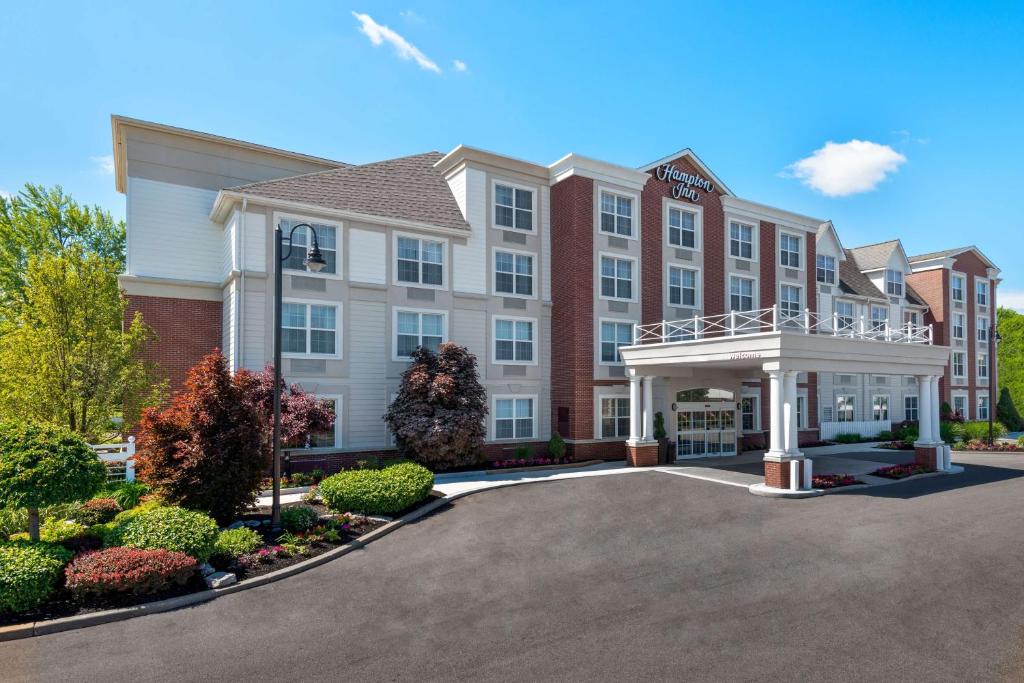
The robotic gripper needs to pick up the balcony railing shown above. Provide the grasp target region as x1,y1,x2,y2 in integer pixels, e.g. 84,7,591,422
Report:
633,306,933,346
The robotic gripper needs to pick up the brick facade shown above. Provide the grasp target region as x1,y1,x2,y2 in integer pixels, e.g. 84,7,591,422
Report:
126,294,222,394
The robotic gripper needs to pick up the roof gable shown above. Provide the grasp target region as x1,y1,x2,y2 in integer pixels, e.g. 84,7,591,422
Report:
909,245,999,272
638,148,734,197
847,239,910,272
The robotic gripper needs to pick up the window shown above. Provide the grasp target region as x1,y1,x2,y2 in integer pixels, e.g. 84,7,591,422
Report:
311,397,340,447
885,269,904,297
396,236,444,286
978,353,989,380
494,183,533,231
870,306,888,332
668,266,697,307
835,301,855,333
816,254,836,285
780,233,801,268
667,207,696,248
953,395,967,418
600,191,633,237
600,256,633,300
741,396,760,431
952,274,965,302
977,280,989,306
729,221,754,259
600,397,630,438
978,395,990,421
280,219,338,275
282,302,338,356
600,321,634,363
494,318,534,364
729,276,754,312
779,284,801,322
904,310,920,327
395,310,445,359
494,251,533,297
872,395,889,421
836,395,856,423
978,317,989,342
905,395,919,422
952,351,966,379
797,396,806,429
495,397,534,439
952,313,965,340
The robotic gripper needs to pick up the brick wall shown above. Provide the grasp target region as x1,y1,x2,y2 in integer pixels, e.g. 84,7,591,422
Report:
906,268,949,403
953,251,997,418
126,294,222,394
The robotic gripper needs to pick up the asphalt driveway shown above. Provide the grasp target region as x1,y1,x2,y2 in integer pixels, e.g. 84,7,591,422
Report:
5,452,1024,682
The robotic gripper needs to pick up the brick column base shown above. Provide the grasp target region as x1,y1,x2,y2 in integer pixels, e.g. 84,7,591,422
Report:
764,460,791,489
914,445,940,470
626,442,659,467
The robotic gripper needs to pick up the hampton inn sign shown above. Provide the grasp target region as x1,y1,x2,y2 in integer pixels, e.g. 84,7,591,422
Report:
655,163,715,201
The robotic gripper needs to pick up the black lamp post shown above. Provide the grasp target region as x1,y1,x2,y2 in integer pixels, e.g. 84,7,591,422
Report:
989,323,1003,446
272,222,327,529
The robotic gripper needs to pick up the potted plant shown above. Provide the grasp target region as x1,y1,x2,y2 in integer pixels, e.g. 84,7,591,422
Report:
654,412,672,464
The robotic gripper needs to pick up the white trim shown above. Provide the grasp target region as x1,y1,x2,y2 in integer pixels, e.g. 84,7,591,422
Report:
720,195,824,232
664,198,703,251
727,271,760,313
976,393,991,421
392,231,449,290
951,390,970,420
977,351,990,381
597,393,631,440
598,251,639,302
871,393,891,422
280,298,342,360
491,315,539,366
491,393,539,442
726,216,758,262
490,246,538,300
950,271,966,304
597,317,638,366
391,307,449,362
274,211,343,280
884,268,904,298
666,261,702,310
951,350,967,383
778,282,804,322
638,147,735,197
490,177,537,233
977,314,990,343
974,275,991,307
904,394,920,422
952,312,966,341
797,389,808,429
548,153,650,192
596,185,640,240
815,253,837,285
740,391,761,433
305,394,343,449
777,227,805,272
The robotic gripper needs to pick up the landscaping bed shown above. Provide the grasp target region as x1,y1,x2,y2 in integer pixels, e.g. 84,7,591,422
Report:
812,474,863,489
871,463,935,479
875,441,915,451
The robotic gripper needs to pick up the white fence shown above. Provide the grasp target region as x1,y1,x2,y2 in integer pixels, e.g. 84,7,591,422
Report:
90,436,136,482
819,420,892,441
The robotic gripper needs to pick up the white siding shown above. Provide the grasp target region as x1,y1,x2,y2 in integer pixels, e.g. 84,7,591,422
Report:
452,167,487,294
222,211,238,277
348,228,386,284
540,185,551,301
127,177,221,282
222,282,237,371
243,211,267,272
453,308,487,361
242,291,266,369
347,301,389,448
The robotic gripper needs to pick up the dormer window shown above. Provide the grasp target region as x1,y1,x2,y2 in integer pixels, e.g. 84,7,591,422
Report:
885,269,904,297
816,255,836,284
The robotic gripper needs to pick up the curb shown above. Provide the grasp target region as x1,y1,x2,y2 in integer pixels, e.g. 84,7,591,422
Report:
0,492,451,641
483,459,603,476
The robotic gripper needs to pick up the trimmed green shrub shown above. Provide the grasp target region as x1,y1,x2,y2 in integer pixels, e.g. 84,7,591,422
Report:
877,430,894,441
280,506,319,532
106,506,218,562
941,421,962,445
548,432,566,460
833,433,862,444
0,541,73,613
212,528,262,560
318,462,434,515
78,498,122,526
65,547,197,598
961,420,1007,441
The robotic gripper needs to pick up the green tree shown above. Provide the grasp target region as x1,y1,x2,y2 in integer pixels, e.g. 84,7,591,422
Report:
998,307,1024,429
0,184,125,314
0,247,163,440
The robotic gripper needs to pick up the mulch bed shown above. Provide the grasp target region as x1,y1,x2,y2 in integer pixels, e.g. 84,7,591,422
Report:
812,474,864,489
871,463,934,479
875,441,916,451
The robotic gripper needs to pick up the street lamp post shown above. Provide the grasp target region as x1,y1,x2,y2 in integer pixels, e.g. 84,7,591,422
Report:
989,323,1002,446
272,222,327,529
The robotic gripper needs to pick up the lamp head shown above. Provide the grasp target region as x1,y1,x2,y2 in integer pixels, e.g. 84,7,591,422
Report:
304,241,327,272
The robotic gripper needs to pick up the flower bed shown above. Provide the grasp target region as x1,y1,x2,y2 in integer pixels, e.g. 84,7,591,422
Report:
957,439,1024,452
811,474,861,489
871,463,934,479
875,441,915,451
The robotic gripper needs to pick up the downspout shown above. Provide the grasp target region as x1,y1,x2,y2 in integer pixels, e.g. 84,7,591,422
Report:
237,198,247,372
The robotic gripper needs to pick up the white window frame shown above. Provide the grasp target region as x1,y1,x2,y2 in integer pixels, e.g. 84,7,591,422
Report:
665,200,702,250
728,273,758,313
797,392,807,429
598,395,631,439
977,353,989,380
392,307,448,361
903,310,920,327
816,254,836,285
885,269,904,297
727,219,757,261
952,351,967,382
491,315,538,366
952,312,965,340
598,252,638,302
281,298,342,359
667,263,701,309
597,186,639,239
304,394,342,449
870,305,888,332
392,232,448,290
977,394,990,421
952,392,968,419
977,316,989,342
778,230,803,270
872,394,890,421
491,247,537,299
740,394,761,432
951,273,965,303
975,277,990,306
491,178,536,233
275,213,343,279
778,283,803,323
598,318,637,366
835,299,856,334
904,395,919,422
491,394,538,441
836,394,857,423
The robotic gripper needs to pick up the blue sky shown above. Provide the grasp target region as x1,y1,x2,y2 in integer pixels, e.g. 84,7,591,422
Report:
1,1,1021,307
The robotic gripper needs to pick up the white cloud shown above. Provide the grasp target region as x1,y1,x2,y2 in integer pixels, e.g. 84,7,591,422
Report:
999,290,1024,313
786,140,907,197
453,59,467,72
91,154,115,174
399,9,423,23
352,11,441,74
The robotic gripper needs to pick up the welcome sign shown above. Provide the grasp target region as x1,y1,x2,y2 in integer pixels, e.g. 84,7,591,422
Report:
656,163,715,202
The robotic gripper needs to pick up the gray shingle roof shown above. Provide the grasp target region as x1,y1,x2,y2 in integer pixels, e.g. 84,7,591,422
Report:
846,240,901,271
839,250,886,299
908,247,963,262
228,152,470,232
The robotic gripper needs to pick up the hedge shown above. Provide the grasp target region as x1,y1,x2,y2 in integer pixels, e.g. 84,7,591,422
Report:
0,541,73,613
105,506,219,562
280,505,319,532
78,498,122,526
65,547,197,598
318,462,434,515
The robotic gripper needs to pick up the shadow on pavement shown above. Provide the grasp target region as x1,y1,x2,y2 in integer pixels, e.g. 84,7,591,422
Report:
831,462,1024,499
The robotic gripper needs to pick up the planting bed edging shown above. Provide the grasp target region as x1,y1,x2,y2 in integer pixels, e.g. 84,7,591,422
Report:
485,459,603,476
0,492,451,642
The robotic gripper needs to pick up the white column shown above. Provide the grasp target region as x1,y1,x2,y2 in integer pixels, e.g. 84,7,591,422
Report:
917,375,933,445
767,371,784,456
929,375,942,443
783,371,800,455
642,376,655,441
628,374,642,443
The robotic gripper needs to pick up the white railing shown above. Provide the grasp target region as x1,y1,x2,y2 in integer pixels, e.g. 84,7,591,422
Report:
633,305,933,346
820,420,892,440
90,436,136,482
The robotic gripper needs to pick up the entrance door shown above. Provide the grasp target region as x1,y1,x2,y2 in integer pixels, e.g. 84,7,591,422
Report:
676,402,737,459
